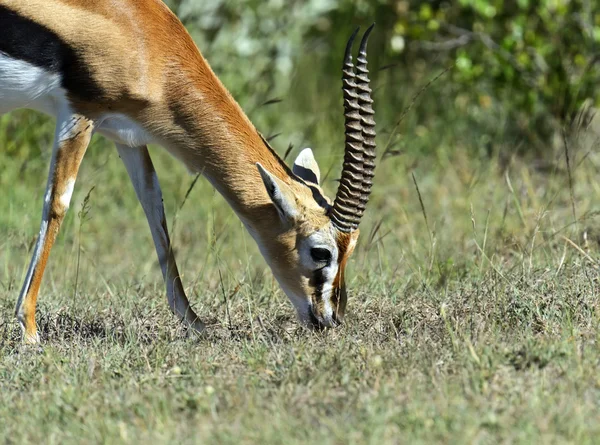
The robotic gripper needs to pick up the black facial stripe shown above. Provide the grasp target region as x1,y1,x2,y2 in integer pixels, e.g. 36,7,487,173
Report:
0,5,104,101
330,283,340,311
310,269,327,304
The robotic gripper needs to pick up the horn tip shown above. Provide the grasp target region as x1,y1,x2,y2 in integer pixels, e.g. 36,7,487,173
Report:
359,23,375,53
345,27,360,61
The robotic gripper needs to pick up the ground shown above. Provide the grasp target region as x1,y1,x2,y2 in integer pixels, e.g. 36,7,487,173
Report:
1,110,599,443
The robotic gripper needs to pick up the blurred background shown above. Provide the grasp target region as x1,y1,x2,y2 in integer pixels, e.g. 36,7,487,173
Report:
168,0,600,160
0,0,599,303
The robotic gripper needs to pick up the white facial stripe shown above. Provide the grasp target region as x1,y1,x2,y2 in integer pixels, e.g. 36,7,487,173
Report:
315,263,339,322
320,279,334,319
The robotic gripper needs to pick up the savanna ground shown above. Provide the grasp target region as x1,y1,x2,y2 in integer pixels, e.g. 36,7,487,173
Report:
1,109,599,443
2,3,600,443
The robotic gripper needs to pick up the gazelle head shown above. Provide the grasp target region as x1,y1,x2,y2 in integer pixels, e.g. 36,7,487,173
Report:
254,25,376,329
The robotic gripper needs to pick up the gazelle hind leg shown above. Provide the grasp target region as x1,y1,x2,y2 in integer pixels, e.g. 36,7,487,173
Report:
15,111,94,343
115,144,205,332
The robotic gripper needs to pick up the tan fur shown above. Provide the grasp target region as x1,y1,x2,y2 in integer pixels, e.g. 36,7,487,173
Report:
18,115,94,342
332,230,359,319
4,0,359,332
2,0,314,216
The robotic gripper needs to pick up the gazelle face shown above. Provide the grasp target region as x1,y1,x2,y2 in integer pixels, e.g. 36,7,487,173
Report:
255,25,375,328
256,149,360,328
291,225,359,328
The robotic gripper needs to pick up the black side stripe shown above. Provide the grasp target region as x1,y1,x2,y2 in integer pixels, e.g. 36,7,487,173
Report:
0,5,104,101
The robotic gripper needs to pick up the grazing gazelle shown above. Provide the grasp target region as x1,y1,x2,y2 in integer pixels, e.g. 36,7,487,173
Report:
0,0,377,343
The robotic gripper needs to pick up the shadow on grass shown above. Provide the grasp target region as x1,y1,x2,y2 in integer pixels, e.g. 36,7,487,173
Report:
0,308,222,348
0,305,305,349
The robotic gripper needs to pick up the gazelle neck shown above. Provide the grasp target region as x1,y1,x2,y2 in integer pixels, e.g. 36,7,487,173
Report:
158,59,292,233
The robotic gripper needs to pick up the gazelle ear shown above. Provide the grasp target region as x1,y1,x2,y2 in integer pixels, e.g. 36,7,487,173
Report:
293,148,320,185
257,163,299,221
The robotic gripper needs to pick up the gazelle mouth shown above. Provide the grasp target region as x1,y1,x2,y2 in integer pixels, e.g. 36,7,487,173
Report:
306,305,341,330
308,310,325,330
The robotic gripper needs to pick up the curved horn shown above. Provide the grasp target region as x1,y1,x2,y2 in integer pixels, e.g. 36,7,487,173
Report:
330,27,364,232
356,24,376,210
331,24,376,232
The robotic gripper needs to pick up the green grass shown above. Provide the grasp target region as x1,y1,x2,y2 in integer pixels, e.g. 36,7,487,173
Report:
1,105,600,443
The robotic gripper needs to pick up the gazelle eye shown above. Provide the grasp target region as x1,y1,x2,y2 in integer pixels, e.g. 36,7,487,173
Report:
310,247,332,263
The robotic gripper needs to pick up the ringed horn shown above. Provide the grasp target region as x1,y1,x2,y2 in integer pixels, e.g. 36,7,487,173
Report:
330,24,377,233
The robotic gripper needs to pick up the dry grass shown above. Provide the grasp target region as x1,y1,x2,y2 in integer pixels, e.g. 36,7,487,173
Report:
1,108,600,443
1,263,599,444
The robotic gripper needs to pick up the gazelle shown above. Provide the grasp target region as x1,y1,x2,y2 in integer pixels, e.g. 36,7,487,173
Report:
0,0,377,343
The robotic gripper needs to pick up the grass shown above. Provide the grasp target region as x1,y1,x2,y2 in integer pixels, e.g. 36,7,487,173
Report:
1,101,600,443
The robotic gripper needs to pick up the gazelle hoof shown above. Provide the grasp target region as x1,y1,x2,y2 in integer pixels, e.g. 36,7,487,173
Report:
189,319,206,333
23,331,40,345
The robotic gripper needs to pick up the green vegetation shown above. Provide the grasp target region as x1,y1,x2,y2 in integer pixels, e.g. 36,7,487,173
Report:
1,1,600,443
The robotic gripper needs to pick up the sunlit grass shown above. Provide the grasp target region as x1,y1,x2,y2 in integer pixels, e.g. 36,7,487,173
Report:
1,92,600,442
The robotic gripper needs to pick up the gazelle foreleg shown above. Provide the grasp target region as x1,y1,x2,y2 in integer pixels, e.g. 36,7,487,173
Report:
15,112,95,343
115,144,205,333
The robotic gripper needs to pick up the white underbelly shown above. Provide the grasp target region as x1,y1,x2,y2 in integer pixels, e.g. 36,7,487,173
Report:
0,52,153,148
0,52,63,115
95,114,154,147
